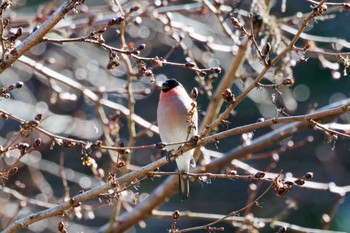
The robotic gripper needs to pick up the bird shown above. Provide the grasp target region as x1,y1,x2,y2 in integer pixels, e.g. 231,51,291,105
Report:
157,79,198,199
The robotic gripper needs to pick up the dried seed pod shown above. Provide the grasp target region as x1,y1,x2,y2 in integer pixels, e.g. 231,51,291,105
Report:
130,5,140,12
199,71,207,77
35,114,43,121
257,117,265,122
28,120,39,128
277,226,287,233
93,140,103,148
18,143,30,155
228,170,237,176
145,69,153,77
172,210,180,220
304,172,313,180
32,25,40,33
3,92,10,99
69,197,76,205
118,141,125,147
284,181,294,186
222,88,235,103
108,16,125,26
73,201,81,208
281,78,294,86
231,17,243,30
123,148,131,154
274,180,293,197
1,113,9,120
254,171,265,179
139,65,147,73
136,44,146,51
314,4,327,16
32,138,42,148
262,42,271,57
212,67,222,74
117,161,126,168
185,62,195,68
63,140,76,148
107,60,120,69
9,166,18,175
191,87,198,100
16,27,23,37
58,221,65,232
294,178,305,186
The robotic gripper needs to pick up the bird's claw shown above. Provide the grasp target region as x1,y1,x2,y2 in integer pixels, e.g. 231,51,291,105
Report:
165,151,175,161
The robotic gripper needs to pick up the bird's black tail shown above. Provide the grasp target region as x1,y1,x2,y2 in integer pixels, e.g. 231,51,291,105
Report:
179,174,189,200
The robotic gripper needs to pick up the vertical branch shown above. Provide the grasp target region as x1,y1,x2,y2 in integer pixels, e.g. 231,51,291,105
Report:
114,0,137,146
107,1,137,231
59,153,70,201
198,0,273,135
198,0,273,137
198,38,249,133
0,2,8,61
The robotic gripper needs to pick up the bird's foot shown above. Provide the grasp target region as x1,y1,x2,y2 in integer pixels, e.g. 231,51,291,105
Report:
165,150,175,161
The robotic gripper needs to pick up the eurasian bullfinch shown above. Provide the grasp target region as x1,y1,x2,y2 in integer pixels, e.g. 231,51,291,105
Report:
157,79,198,199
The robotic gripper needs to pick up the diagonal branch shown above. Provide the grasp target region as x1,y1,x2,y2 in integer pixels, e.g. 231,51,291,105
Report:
104,98,350,232
1,155,170,233
0,0,83,73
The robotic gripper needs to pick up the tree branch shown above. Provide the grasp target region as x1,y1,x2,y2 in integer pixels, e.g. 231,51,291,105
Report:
0,0,83,73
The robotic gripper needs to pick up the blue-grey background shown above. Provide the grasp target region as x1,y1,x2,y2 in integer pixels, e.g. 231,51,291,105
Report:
0,0,349,232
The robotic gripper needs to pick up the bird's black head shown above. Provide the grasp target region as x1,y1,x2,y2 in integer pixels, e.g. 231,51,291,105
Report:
161,79,180,93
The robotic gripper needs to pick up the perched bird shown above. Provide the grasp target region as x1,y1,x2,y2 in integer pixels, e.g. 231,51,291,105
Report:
157,79,198,199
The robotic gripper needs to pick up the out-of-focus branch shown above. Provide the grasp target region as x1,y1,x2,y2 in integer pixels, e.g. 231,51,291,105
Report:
1,186,56,209
203,0,237,42
17,55,159,134
1,154,170,233
293,46,350,57
0,0,83,73
151,210,347,233
281,24,350,49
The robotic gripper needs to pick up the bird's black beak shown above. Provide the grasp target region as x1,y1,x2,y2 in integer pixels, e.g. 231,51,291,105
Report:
161,81,170,92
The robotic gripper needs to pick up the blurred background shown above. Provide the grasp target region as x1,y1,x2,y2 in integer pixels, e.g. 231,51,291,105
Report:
0,0,350,232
